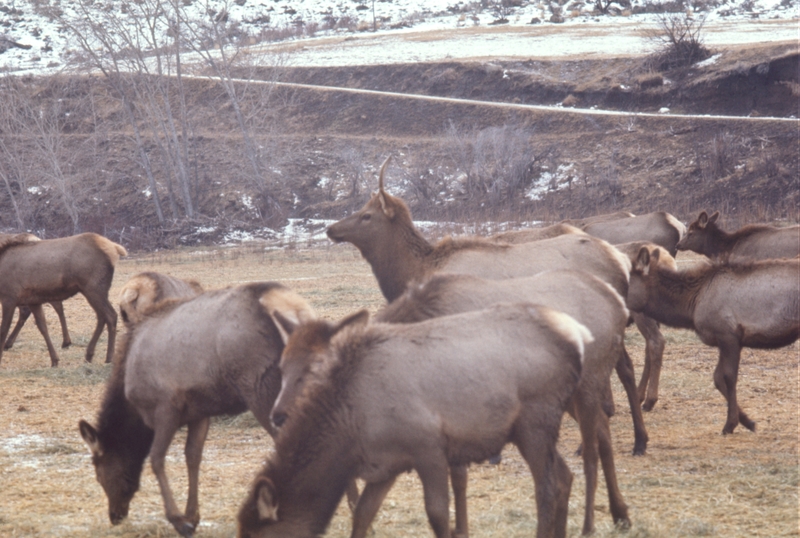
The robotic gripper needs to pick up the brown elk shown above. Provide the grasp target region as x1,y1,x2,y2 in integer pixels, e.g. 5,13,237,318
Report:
562,211,636,229
78,282,316,537
576,211,686,257
503,212,685,412
677,210,800,262
614,241,680,411
0,232,126,366
489,223,585,244
326,158,646,456
118,272,204,326
240,303,591,538
627,247,799,434
271,270,633,536
0,233,72,351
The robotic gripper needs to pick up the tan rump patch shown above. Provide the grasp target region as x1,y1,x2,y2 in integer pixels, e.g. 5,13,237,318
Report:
539,306,594,364
260,288,317,325
118,275,159,324
666,213,687,238
93,234,128,265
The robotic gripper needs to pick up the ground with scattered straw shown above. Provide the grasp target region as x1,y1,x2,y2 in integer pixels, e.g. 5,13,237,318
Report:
0,245,796,537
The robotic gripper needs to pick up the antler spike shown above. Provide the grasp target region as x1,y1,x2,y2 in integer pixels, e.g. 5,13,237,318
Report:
378,155,392,192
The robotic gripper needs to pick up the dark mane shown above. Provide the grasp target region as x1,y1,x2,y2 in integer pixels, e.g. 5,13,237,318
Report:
274,323,382,460
94,327,154,458
258,323,385,533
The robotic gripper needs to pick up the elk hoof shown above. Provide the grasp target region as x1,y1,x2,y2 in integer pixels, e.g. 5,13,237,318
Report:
632,441,647,457
61,341,71,349
176,521,195,537
642,399,657,412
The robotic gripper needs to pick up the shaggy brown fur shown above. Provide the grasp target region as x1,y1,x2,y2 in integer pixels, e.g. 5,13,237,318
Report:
628,247,799,434
240,304,588,538
80,282,316,538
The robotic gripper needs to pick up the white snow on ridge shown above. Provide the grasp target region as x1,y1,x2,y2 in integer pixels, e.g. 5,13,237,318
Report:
0,0,797,74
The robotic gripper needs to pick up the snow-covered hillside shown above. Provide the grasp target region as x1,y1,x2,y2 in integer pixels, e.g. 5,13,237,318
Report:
1,0,797,73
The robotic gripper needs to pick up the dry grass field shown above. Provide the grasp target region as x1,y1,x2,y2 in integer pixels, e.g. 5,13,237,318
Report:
0,244,797,538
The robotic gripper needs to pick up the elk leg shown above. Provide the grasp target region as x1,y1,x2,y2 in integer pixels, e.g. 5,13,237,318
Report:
615,345,649,455
596,410,630,528
5,306,31,349
149,410,194,537
49,301,72,348
345,479,360,513
184,417,210,529
350,477,397,538
633,313,665,411
84,294,118,364
30,304,61,367
0,303,16,363
714,340,754,434
514,417,571,538
573,393,599,536
450,464,468,538
416,458,453,538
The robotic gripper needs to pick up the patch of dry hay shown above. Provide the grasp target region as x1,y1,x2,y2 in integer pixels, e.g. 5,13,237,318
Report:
0,245,797,537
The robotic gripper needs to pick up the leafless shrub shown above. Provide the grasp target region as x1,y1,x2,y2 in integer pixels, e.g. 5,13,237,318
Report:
698,131,742,182
443,121,537,206
646,12,711,70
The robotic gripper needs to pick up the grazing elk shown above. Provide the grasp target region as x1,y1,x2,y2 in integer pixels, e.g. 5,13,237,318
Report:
627,247,799,434
326,158,647,458
118,272,204,326
272,270,633,536
677,210,800,262
0,233,72,351
79,282,315,537
240,303,591,538
0,233,126,366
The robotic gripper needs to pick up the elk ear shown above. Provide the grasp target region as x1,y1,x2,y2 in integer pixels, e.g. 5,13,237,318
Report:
78,420,103,457
650,247,661,265
254,477,279,522
333,309,370,336
634,246,651,274
696,211,709,228
707,211,720,225
271,310,299,346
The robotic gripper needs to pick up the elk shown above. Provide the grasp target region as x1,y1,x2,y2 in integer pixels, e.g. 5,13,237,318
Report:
240,303,591,538
495,213,684,412
326,157,647,458
562,211,636,229
271,270,633,536
78,282,316,537
627,247,799,434
118,272,204,326
489,223,585,244
0,233,71,351
576,211,686,257
614,241,680,410
0,232,126,367
676,210,800,262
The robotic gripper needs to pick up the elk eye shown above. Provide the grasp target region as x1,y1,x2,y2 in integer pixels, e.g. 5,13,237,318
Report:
361,213,371,222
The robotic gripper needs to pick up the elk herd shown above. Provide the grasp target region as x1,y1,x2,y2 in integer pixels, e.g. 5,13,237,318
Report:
1,157,798,538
